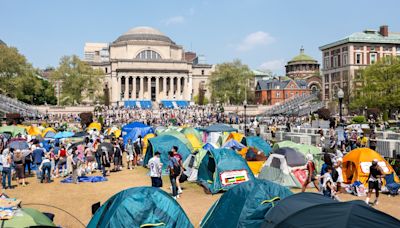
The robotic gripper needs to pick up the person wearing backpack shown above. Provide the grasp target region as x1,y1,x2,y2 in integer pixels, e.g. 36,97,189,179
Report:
168,151,180,200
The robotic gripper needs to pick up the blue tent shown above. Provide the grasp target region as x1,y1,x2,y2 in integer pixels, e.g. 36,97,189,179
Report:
242,136,272,156
43,131,56,138
198,148,255,194
222,139,246,150
202,143,214,151
123,126,154,145
121,122,148,136
200,124,237,133
88,187,193,228
144,135,192,173
200,179,292,228
53,131,74,139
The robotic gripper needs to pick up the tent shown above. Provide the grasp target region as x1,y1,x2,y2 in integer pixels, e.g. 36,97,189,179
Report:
158,130,194,151
87,187,193,228
0,125,26,136
200,124,238,133
106,127,121,138
27,126,42,136
121,122,147,135
242,136,272,156
222,139,246,150
2,208,56,227
123,126,154,145
87,122,101,132
142,133,155,155
181,127,202,142
41,127,56,138
186,133,203,150
53,131,74,139
238,147,268,176
342,148,399,185
197,148,255,194
200,179,292,228
225,132,245,143
184,149,208,182
273,141,322,171
202,143,215,151
144,135,192,173
43,131,56,138
263,192,400,228
258,148,307,188
9,140,29,150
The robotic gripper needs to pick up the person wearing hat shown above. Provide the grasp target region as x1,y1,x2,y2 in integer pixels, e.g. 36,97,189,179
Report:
148,151,162,188
366,159,385,205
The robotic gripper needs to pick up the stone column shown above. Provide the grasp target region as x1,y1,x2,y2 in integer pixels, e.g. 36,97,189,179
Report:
163,76,167,99
147,76,152,100
177,76,181,100
131,76,136,99
124,77,129,100
155,76,160,102
170,77,174,99
182,77,187,100
139,76,144,99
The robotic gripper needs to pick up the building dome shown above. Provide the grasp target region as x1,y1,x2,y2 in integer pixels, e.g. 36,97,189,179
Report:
114,26,175,44
287,47,317,64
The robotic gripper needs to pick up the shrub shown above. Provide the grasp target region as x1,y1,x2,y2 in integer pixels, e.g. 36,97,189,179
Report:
352,115,366,124
317,108,330,120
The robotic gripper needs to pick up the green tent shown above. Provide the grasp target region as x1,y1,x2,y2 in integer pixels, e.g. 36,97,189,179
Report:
0,125,26,137
198,148,255,194
3,208,56,227
181,127,203,142
242,136,272,155
158,130,194,151
144,135,192,173
88,187,193,228
200,179,292,228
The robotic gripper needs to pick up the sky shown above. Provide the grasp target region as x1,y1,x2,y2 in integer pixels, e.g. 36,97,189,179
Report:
1,0,400,75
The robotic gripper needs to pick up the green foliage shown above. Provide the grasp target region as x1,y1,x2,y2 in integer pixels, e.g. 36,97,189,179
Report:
51,55,104,105
0,44,56,105
352,115,366,124
209,60,254,105
350,56,400,114
194,95,209,105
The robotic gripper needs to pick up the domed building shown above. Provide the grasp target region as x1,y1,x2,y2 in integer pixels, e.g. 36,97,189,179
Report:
84,26,213,107
285,47,321,94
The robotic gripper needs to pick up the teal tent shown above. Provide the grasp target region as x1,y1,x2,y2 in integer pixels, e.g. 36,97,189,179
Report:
88,187,193,228
200,179,292,228
198,148,255,194
3,208,56,227
144,135,192,173
242,136,272,155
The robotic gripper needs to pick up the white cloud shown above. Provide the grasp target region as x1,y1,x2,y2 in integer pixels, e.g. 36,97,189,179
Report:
163,16,185,26
259,59,285,71
236,31,275,52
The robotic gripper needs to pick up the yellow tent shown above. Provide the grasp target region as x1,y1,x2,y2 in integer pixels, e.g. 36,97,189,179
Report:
238,147,266,175
87,122,101,132
42,127,56,137
27,126,42,136
143,133,155,155
186,134,203,150
106,127,121,138
343,148,399,185
225,132,245,143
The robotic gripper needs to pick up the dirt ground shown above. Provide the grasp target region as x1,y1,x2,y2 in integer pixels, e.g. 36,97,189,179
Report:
5,167,400,228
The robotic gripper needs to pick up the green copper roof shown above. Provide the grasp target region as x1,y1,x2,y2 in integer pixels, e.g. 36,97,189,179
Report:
252,69,269,76
319,29,400,50
288,48,317,63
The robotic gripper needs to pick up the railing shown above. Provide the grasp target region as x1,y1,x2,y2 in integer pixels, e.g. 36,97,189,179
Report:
0,94,40,117
263,93,320,116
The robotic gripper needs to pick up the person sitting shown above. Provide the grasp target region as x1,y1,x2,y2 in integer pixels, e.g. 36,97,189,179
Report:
322,166,337,199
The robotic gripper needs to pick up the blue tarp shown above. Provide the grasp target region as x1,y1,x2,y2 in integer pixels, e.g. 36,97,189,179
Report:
124,100,137,109
176,100,189,108
43,131,56,138
61,176,108,183
139,100,152,109
122,122,148,135
54,131,74,139
161,100,174,108
123,126,154,145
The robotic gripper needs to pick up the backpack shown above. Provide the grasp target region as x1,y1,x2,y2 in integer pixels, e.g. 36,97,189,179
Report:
331,169,339,182
170,158,181,177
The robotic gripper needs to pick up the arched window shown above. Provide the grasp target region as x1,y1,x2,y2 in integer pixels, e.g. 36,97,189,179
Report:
136,50,161,60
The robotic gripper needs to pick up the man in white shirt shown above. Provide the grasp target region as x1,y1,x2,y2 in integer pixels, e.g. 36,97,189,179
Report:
148,151,162,188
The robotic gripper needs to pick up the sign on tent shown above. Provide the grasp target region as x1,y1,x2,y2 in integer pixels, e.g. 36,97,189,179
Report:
220,169,249,186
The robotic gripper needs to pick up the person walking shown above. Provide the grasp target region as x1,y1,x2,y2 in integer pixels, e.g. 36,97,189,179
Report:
125,139,135,170
148,151,162,188
168,151,180,200
369,130,377,151
366,159,385,206
32,144,45,181
172,146,184,194
13,150,26,186
302,154,320,192
70,147,79,184
1,149,12,189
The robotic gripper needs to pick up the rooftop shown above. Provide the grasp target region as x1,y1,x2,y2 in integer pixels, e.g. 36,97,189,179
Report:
256,78,308,90
287,47,317,64
319,25,400,50
113,26,175,44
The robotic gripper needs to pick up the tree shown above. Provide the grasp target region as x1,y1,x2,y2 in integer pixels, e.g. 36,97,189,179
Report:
51,55,104,105
350,56,400,116
209,60,254,105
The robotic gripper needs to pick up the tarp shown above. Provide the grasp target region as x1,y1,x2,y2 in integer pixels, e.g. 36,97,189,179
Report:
121,122,148,135
2,208,56,227
0,125,26,136
61,176,107,183
161,100,174,109
53,131,74,139
87,122,101,132
342,148,399,185
200,179,292,228
243,136,272,156
176,100,189,108
9,140,29,150
222,139,246,150
198,148,255,194
200,124,238,133
139,100,152,109
123,126,154,145
263,192,400,228
144,135,192,173
43,131,56,138
87,187,193,228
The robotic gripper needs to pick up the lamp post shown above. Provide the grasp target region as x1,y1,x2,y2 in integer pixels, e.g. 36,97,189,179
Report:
337,88,344,124
243,100,247,136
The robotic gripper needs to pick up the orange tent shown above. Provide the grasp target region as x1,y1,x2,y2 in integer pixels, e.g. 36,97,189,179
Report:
342,148,399,185
225,132,244,143
238,147,266,175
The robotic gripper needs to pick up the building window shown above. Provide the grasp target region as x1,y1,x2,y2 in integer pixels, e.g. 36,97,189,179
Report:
343,53,348,65
105,67,108,73
324,57,329,68
276,92,280,98
356,53,362,64
370,53,377,64
333,56,338,67
136,50,161,60
201,70,204,75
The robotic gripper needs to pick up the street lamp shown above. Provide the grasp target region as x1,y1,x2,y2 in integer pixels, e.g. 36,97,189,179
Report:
243,100,247,136
337,88,344,124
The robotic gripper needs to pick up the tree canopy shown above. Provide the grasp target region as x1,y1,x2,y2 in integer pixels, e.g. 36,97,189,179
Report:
0,44,56,105
51,55,104,105
350,56,400,114
209,60,254,105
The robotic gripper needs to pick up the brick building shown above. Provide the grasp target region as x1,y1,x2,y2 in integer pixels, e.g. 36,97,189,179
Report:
255,78,310,105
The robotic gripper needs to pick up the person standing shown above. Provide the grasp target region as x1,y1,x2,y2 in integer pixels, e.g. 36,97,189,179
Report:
125,139,135,170
148,151,162,188
366,159,385,205
13,150,26,186
369,130,377,151
39,153,52,183
302,154,320,192
1,149,12,189
70,147,79,184
32,145,45,180
172,146,184,194
168,151,180,199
